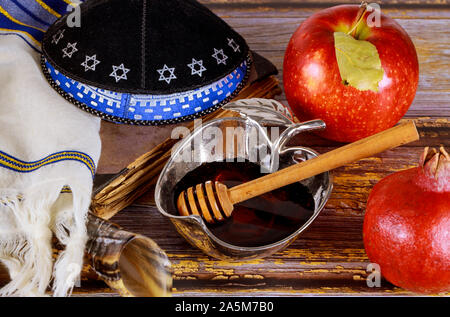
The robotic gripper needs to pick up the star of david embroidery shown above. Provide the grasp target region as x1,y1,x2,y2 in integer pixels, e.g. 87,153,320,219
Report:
187,58,206,77
227,38,240,52
62,42,78,58
157,64,177,84
110,63,130,82
212,48,228,65
52,29,65,45
81,54,101,72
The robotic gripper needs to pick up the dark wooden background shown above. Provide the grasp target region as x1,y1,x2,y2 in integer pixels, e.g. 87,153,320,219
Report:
1,0,448,296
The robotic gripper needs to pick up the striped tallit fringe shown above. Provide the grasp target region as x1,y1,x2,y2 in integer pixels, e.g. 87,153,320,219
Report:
0,181,90,296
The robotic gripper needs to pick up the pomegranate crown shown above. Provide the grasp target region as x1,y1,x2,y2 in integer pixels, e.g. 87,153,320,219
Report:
419,146,449,192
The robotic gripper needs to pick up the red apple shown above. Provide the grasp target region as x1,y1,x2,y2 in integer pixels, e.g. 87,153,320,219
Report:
283,4,419,142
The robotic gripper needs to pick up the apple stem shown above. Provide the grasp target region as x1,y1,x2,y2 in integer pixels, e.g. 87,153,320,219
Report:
348,2,368,38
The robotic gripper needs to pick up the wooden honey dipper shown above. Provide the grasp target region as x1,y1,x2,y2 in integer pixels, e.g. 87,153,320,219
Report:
177,121,419,224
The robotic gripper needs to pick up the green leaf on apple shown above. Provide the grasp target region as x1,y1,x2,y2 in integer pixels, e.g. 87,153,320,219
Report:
334,32,384,92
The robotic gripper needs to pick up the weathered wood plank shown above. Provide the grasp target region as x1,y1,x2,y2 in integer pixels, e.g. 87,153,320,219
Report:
103,207,411,296
212,7,450,19
200,0,449,8
286,117,450,147
1,145,443,296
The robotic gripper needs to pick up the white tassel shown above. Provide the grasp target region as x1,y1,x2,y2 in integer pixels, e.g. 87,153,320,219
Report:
0,182,89,297
51,186,89,297
0,193,54,296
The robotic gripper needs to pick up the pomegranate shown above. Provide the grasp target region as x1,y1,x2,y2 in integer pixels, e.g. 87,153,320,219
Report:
363,147,450,293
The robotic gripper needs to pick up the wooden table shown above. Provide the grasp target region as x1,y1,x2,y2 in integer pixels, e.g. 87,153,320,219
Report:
106,0,449,297
2,0,448,297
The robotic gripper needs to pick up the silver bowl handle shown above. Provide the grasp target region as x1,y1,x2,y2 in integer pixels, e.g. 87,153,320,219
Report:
269,119,326,172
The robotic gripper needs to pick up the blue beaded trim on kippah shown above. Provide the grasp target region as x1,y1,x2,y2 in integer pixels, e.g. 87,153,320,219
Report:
44,58,248,124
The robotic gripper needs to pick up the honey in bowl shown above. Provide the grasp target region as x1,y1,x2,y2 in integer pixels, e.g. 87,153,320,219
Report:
173,160,315,247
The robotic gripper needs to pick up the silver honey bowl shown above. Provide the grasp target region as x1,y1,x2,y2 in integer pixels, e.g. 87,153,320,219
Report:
155,99,333,260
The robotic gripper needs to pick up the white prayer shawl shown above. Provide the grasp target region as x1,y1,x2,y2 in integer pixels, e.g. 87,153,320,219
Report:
0,35,101,296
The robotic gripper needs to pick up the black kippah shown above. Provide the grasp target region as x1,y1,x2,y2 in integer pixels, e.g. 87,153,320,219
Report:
41,0,252,125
